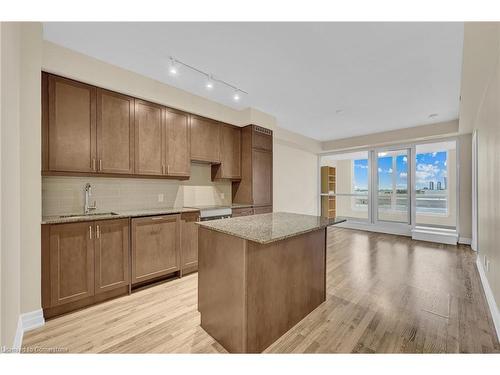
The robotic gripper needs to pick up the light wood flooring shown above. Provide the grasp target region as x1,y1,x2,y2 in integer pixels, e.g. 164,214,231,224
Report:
24,227,500,353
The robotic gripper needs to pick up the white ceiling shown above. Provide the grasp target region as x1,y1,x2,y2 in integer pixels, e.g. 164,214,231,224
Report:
43,22,464,141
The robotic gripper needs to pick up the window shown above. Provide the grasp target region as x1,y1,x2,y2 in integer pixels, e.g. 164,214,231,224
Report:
321,151,369,221
415,141,456,229
319,139,457,231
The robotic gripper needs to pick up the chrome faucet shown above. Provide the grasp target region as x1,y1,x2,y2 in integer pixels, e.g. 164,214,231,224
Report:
84,183,97,214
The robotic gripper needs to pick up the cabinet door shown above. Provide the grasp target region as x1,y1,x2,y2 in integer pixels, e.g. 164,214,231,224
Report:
96,89,135,174
180,212,200,274
131,215,180,284
49,222,95,306
134,100,164,176
166,109,190,176
219,125,241,178
94,219,130,294
190,116,220,163
48,75,97,172
252,149,273,206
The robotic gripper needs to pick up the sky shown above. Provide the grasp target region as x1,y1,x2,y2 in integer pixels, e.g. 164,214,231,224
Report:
353,151,447,191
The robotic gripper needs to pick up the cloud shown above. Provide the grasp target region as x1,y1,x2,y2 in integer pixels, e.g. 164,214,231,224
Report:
355,163,368,169
416,163,440,183
388,168,393,173
402,156,407,163
444,160,447,167
400,172,407,178
434,160,439,165
432,152,437,157
378,167,382,173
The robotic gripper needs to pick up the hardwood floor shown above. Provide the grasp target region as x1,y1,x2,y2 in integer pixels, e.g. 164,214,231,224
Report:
23,227,500,353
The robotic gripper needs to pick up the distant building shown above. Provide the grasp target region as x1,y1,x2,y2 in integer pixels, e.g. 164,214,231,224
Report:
437,181,442,190
429,181,434,190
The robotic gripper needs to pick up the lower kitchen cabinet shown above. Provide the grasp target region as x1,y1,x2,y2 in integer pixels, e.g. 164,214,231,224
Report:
253,206,273,215
180,211,200,275
232,207,254,217
94,219,130,294
48,221,95,306
42,219,130,318
131,214,180,284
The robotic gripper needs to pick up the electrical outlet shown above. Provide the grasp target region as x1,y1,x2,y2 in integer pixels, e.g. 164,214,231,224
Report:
158,193,164,203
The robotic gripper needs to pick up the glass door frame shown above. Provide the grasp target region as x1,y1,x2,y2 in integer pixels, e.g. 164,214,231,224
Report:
371,145,413,226
319,135,459,235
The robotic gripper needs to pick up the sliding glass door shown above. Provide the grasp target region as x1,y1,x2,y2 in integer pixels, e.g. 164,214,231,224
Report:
375,148,411,224
319,138,456,232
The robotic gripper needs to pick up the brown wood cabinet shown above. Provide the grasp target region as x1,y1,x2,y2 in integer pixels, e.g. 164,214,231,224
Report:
134,100,164,176
94,219,130,294
190,116,220,163
42,73,192,179
46,74,97,173
232,125,273,208
180,211,200,275
165,109,190,177
96,89,135,174
252,206,273,215
232,207,254,217
43,219,131,316
212,124,241,180
49,222,95,306
131,215,180,284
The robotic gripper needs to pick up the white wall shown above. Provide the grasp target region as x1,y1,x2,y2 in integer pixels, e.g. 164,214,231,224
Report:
0,22,42,348
273,139,319,216
460,23,500,318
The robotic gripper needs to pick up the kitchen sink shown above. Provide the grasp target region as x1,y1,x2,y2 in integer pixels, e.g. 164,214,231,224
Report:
59,212,119,218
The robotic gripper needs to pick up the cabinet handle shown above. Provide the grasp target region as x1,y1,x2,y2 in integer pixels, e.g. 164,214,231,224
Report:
99,159,102,171
96,225,100,239
89,225,92,239
167,165,170,174
92,158,96,171
162,165,165,174
151,216,164,220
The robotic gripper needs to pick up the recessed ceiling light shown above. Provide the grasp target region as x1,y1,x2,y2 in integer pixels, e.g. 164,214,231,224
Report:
335,109,344,114
233,90,241,102
428,113,438,119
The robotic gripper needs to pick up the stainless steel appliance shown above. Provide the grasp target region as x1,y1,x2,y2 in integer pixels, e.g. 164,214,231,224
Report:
190,206,232,221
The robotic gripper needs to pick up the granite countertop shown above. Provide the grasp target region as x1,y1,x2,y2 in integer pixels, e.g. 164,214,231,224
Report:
41,207,200,225
186,204,254,209
197,212,345,244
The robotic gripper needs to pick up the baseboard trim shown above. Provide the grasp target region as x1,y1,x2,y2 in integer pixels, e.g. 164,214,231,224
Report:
458,237,472,245
411,227,458,245
476,257,500,341
12,316,24,350
11,309,45,350
335,221,411,237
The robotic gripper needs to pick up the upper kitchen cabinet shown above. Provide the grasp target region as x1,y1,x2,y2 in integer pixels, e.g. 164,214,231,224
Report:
134,99,165,176
232,125,273,208
44,73,97,173
165,108,191,177
96,89,135,174
190,115,220,163
212,124,241,180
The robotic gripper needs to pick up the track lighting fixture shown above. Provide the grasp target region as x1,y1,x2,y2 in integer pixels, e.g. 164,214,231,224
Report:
167,56,247,101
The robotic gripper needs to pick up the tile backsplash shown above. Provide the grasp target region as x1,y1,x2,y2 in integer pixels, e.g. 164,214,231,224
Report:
42,163,231,216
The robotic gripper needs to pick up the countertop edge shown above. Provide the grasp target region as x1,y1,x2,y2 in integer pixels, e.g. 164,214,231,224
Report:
41,208,200,225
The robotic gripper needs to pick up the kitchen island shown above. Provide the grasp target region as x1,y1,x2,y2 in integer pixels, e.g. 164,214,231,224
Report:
197,212,345,353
